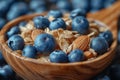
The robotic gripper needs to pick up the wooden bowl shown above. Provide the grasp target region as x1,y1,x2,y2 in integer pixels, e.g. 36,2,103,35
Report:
0,1,119,80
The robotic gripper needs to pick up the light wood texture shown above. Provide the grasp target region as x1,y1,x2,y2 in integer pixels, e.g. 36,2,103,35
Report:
0,1,119,80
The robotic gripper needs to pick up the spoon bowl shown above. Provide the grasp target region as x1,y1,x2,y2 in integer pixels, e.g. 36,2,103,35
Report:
0,1,119,80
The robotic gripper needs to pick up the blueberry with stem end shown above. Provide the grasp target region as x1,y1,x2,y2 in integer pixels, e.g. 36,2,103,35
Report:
34,33,56,53
8,35,24,51
72,16,89,34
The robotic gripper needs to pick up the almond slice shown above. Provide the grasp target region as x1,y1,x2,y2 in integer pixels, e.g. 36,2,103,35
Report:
72,35,90,51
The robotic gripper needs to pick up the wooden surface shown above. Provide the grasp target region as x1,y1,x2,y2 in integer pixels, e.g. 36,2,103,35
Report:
0,1,119,80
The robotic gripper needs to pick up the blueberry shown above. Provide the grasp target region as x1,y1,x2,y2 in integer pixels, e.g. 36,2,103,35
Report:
68,49,84,62
104,0,116,8
0,69,8,80
34,7,47,13
90,37,109,54
72,16,89,34
0,18,6,30
99,30,113,47
49,50,68,63
49,0,58,3
0,65,15,80
7,2,29,21
8,35,24,51
47,10,63,18
71,0,90,12
34,33,56,53
3,65,15,77
29,0,46,11
90,0,104,10
49,18,66,30
22,45,37,58
118,31,120,44
56,0,72,12
19,21,27,27
10,2,29,13
33,16,50,29
94,75,110,80
7,10,20,21
109,64,120,80
0,1,10,18
7,26,20,38
70,8,87,19
7,0,15,5
0,51,6,66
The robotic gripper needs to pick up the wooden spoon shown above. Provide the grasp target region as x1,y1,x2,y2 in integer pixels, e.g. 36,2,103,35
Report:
0,1,119,80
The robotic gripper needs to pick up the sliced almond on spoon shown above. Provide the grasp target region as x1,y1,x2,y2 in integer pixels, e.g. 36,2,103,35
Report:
72,35,90,51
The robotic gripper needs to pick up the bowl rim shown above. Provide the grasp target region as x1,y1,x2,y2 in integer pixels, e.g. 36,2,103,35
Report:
0,13,117,66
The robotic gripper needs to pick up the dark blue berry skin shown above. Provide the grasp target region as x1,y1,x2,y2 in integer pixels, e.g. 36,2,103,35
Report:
90,0,104,10
0,1,10,18
33,16,50,29
109,64,120,80
94,75,110,80
49,18,66,30
0,18,6,30
104,0,116,8
19,21,27,27
7,26,20,38
99,30,113,47
49,50,68,63
34,7,47,14
57,0,72,12
68,49,84,62
10,2,29,13
29,0,46,11
118,31,120,44
22,45,37,58
0,65,15,80
72,0,90,12
70,8,87,19
72,16,89,34
7,10,19,21
48,10,63,18
7,2,29,21
0,69,8,80
34,33,56,53
8,35,24,51
118,16,120,30
90,37,109,54
49,0,58,3
0,51,6,66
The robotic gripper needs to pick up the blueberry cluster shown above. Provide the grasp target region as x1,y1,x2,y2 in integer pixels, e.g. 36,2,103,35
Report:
92,17,120,80
0,51,19,80
5,16,120,80
49,49,84,63
0,0,118,80
92,64,120,80
0,0,116,31
6,10,113,63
